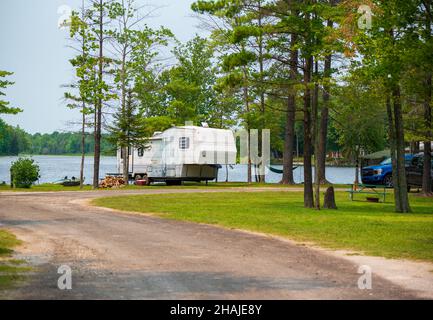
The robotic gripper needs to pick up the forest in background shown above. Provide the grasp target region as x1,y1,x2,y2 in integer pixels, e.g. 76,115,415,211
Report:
0,119,114,156
0,117,341,158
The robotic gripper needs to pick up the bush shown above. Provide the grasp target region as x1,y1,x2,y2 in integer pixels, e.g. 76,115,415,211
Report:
10,158,40,188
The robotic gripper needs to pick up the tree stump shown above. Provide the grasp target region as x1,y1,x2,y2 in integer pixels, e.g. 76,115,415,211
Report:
323,186,337,209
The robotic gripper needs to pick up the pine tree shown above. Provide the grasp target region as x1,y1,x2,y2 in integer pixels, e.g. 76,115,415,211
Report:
107,90,148,183
0,70,22,115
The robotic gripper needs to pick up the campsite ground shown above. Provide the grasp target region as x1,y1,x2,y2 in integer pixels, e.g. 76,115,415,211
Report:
0,187,432,299
93,191,433,262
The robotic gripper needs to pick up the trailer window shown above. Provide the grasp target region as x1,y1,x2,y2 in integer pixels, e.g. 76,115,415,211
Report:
138,148,144,157
179,137,190,150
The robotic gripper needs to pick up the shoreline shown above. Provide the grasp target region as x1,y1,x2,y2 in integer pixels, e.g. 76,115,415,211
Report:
0,154,116,157
0,155,356,168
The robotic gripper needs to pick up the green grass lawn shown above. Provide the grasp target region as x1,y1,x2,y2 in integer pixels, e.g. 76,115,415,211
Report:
92,191,433,262
0,182,349,192
0,230,29,290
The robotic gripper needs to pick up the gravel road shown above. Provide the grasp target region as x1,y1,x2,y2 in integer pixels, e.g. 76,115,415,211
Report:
0,188,422,299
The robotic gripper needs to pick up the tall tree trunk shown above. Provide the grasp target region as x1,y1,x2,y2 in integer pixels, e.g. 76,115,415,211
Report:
282,95,296,184
410,141,418,154
422,1,432,195
313,59,320,209
422,73,432,195
354,148,360,185
80,104,86,190
282,33,298,185
258,3,266,183
243,68,252,184
386,28,410,213
318,27,332,185
121,48,129,185
415,141,420,154
386,95,401,210
122,147,129,184
303,55,314,208
93,0,104,189
79,1,86,191
393,86,411,213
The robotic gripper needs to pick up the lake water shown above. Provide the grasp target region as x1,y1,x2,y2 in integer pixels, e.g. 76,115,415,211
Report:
0,155,359,185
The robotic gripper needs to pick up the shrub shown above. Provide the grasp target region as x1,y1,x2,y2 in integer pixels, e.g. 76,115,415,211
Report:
10,158,40,188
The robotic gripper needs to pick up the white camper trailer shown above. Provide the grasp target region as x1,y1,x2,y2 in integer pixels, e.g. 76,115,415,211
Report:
117,126,237,185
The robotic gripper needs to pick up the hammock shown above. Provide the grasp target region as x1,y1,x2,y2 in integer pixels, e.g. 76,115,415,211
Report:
267,166,298,174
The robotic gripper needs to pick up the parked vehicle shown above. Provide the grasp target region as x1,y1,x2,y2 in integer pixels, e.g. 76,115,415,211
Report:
117,125,237,185
361,154,414,187
406,153,433,191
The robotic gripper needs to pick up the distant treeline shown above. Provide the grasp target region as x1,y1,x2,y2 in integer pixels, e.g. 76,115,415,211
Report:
0,119,115,156
0,119,29,155
1,118,343,158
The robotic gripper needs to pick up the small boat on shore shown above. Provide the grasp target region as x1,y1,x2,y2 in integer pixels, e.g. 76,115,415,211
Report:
55,176,81,187
61,180,80,187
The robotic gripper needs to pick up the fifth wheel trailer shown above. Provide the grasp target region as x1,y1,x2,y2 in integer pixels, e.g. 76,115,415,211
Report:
117,125,237,185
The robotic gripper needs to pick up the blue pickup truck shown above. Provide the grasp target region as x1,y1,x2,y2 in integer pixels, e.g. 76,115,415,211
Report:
361,154,414,187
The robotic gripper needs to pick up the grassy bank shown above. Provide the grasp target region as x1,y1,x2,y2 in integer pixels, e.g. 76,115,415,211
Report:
0,230,29,290
93,191,433,262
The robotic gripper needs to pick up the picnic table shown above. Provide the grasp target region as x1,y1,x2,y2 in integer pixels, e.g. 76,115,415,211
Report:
346,184,388,203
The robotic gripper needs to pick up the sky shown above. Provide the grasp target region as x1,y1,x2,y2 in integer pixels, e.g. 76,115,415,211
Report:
0,0,203,134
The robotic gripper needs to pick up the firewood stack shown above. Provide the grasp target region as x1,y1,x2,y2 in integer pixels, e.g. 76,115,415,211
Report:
99,176,126,189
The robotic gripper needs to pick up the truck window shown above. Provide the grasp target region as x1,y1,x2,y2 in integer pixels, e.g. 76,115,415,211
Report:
411,156,423,168
381,158,391,165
